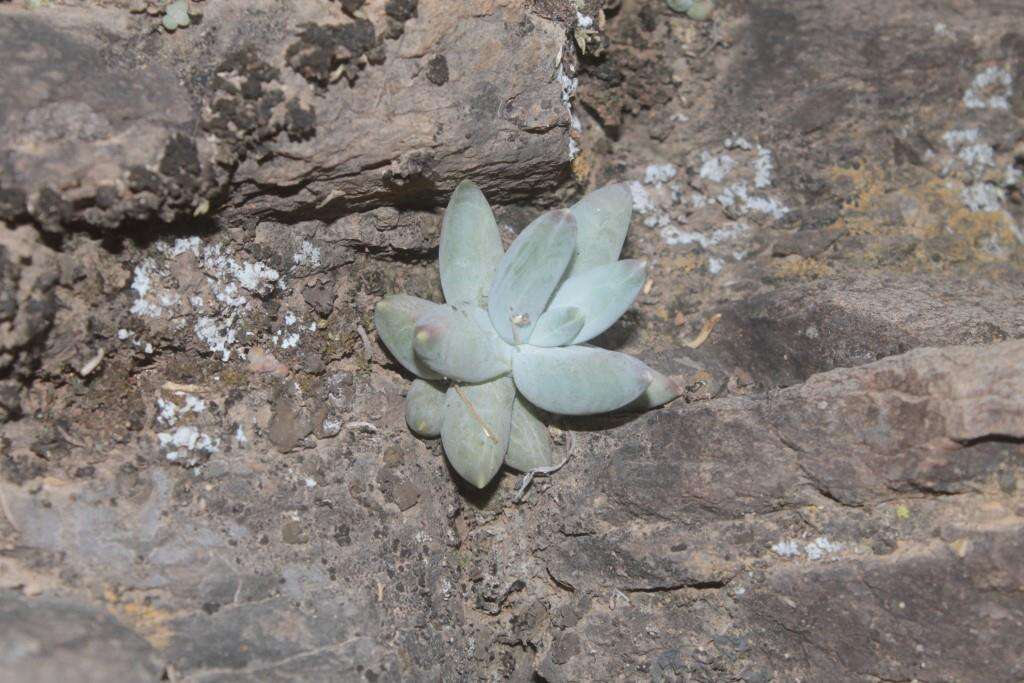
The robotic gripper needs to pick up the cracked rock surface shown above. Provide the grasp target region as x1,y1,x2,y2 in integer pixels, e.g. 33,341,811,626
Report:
1,0,1023,681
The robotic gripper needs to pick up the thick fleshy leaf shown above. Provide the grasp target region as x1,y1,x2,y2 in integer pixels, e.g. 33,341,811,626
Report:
413,305,511,383
374,294,443,379
529,306,585,347
565,183,632,278
547,259,647,344
488,210,576,345
439,180,504,307
504,395,553,472
441,377,515,488
405,379,447,437
512,345,652,416
625,368,682,411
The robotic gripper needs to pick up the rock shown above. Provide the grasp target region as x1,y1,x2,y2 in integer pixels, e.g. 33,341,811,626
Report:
0,0,573,233
267,389,314,452
682,273,1024,390
0,591,165,682
1,0,1023,681
543,341,1024,679
744,525,1024,681
555,340,1023,538
0,228,59,381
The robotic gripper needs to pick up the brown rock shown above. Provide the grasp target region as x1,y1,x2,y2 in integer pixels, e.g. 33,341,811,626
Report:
0,0,572,233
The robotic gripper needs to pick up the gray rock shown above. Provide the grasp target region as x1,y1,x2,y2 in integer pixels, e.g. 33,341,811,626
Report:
0,1,572,233
0,590,164,682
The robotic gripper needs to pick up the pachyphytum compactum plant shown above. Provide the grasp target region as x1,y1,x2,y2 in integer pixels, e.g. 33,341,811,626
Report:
374,180,682,488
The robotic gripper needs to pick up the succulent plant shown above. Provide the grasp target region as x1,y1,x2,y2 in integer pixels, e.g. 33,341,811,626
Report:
374,180,681,489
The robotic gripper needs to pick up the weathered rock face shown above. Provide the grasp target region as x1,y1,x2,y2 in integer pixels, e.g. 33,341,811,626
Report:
0,591,165,682
2,0,1023,681
0,0,572,232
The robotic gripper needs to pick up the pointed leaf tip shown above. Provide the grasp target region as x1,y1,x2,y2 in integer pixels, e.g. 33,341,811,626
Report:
566,182,633,278
439,180,504,307
488,209,577,345
529,306,586,347
441,377,515,488
504,395,554,472
626,368,683,411
512,345,652,416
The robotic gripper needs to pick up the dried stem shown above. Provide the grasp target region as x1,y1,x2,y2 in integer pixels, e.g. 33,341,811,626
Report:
453,385,499,444
683,313,722,349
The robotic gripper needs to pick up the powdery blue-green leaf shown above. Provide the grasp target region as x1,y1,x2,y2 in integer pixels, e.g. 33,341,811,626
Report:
548,259,647,344
405,379,447,437
488,210,576,345
504,395,553,472
466,306,517,368
162,0,190,30
529,306,585,347
565,183,632,278
512,345,652,416
441,377,515,488
374,294,443,379
439,180,504,307
625,368,682,411
413,305,511,383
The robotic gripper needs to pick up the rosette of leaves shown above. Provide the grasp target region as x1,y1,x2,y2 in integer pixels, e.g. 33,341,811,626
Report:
374,181,681,488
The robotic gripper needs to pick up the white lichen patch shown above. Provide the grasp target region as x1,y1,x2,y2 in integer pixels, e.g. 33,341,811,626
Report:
271,310,304,350
155,390,218,467
753,146,774,189
925,65,1024,245
963,64,1012,111
644,164,678,185
699,152,735,183
693,142,788,220
940,128,996,180
961,182,1005,213
632,139,790,274
556,62,580,160
129,259,166,318
292,240,322,269
659,221,750,249
158,426,217,465
628,181,655,214
771,536,843,560
195,316,237,362
129,238,283,361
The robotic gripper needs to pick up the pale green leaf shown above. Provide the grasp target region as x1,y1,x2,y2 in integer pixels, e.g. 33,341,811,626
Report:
548,259,646,344
405,379,447,437
529,306,585,347
439,180,504,307
625,368,682,411
441,377,515,488
504,395,553,472
374,294,443,379
565,182,632,278
512,345,652,416
413,305,512,383
488,210,576,345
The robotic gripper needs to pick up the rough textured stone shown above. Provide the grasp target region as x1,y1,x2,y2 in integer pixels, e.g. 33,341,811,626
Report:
0,591,165,682
1,0,1023,681
0,0,573,232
